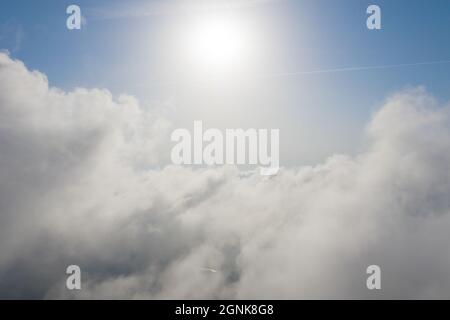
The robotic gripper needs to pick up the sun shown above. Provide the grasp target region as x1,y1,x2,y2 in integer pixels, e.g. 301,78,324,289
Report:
185,15,248,72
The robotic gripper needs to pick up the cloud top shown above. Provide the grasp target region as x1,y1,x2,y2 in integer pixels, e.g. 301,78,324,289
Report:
1,53,450,299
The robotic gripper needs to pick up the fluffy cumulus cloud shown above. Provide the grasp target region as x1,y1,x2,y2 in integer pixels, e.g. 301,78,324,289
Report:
1,52,450,299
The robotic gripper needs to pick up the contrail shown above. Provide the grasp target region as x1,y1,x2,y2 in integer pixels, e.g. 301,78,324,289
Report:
267,59,450,78
136,59,450,88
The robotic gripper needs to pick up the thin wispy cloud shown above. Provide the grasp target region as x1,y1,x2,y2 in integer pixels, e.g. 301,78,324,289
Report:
0,20,24,53
87,0,277,20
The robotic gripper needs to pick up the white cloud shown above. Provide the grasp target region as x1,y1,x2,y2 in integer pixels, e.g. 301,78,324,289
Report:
1,53,450,299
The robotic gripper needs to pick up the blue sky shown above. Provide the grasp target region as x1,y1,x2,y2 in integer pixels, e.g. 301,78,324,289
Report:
1,0,449,164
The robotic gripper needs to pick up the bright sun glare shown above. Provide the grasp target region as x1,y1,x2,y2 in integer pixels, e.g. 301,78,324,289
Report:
186,16,248,71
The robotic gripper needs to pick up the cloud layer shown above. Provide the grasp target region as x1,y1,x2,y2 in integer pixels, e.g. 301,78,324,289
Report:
1,53,450,299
